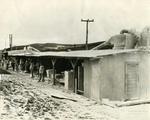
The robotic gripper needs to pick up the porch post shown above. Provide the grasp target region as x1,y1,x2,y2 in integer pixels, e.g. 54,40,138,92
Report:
51,58,57,85
70,59,78,93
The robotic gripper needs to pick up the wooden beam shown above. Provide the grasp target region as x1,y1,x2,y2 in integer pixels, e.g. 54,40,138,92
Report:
70,59,78,69
69,59,78,93
51,58,57,85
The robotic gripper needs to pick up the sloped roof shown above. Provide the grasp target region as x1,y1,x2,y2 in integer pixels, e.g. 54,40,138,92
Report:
29,41,110,52
4,41,113,52
8,49,139,58
38,49,139,58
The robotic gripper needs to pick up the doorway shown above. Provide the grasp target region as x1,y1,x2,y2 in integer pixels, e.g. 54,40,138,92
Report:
77,65,84,94
125,62,139,100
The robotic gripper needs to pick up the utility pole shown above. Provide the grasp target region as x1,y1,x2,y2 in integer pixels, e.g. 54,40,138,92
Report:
81,19,94,50
9,34,13,51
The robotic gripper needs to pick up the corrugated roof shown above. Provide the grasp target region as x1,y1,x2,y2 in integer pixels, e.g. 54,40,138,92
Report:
8,49,139,58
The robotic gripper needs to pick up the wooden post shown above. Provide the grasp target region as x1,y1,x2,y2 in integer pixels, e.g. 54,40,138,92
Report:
51,58,56,85
0,74,2,83
9,34,13,51
70,59,78,93
81,19,94,50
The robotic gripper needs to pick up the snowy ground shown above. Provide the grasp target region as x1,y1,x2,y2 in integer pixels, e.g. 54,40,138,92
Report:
0,71,150,120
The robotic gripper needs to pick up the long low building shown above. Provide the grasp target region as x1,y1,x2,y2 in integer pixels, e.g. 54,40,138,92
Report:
7,48,150,102
4,27,150,102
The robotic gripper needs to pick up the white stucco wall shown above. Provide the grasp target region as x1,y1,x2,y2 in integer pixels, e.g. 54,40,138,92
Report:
84,51,150,101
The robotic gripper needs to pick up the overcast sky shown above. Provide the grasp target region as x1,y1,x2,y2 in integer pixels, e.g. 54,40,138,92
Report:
0,0,150,49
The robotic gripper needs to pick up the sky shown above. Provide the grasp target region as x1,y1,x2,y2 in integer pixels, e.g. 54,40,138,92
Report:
0,0,150,49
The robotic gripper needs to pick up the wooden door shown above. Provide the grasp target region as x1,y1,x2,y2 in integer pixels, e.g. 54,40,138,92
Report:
77,66,84,94
125,62,139,100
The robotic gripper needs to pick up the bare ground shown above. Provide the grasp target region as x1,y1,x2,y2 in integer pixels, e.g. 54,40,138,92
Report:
0,71,150,120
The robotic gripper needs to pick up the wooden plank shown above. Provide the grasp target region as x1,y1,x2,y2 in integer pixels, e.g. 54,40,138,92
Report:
125,62,139,100
117,99,150,107
51,95,77,102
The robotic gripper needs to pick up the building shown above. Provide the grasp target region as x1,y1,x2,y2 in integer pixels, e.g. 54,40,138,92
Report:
83,49,150,101
4,41,111,75
5,28,150,102
8,48,150,102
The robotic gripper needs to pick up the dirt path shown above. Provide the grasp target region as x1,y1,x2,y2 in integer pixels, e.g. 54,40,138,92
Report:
0,71,150,120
